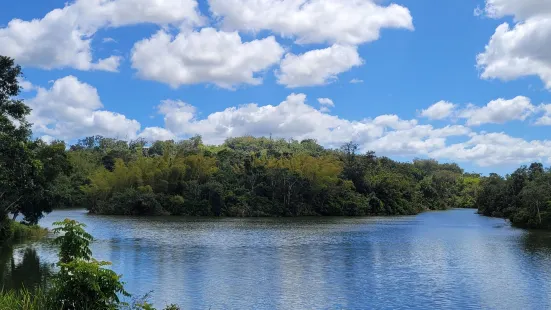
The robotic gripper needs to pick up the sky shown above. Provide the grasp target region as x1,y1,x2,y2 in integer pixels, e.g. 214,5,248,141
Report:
1,0,551,175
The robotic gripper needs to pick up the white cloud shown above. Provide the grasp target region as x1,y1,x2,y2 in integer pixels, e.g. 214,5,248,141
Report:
209,0,413,45
317,98,334,112
18,78,34,92
155,93,468,158
366,124,470,156
372,114,418,130
139,127,177,142
0,0,201,71
477,0,551,89
535,104,551,125
77,0,202,28
458,96,535,126
131,28,284,89
277,45,363,87
27,76,140,140
317,98,334,107
350,79,364,84
483,0,551,20
420,100,457,120
431,132,551,166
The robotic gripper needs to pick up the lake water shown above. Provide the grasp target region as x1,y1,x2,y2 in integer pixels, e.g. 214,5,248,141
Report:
2,209,551,309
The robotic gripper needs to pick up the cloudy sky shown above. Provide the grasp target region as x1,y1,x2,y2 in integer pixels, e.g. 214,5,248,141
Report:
2,0,551,174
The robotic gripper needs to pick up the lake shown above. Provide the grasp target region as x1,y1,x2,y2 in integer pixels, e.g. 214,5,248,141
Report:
2,209,551,309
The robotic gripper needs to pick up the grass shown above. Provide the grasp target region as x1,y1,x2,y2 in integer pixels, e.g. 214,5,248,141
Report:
0,289,55,310
0,289,181,310
7,221,48,242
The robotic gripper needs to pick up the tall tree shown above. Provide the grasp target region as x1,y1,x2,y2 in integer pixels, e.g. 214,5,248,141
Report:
0,56,41,237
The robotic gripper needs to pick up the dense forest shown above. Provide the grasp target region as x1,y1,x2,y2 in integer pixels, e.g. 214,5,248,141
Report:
58,135,478,217
1,55,551,245
476,164,551,229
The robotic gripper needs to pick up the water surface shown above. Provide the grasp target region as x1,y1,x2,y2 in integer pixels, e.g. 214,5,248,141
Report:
2,209,551,309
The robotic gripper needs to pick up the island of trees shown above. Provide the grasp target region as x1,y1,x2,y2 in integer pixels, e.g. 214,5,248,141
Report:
1,55,551,246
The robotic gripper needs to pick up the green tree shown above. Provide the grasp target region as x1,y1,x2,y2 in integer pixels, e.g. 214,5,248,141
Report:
51,219,129,309
0,56,42,241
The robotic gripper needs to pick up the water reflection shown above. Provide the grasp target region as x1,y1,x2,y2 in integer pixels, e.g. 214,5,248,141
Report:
3,209,551,309
522,231,551,255
0,245,52,290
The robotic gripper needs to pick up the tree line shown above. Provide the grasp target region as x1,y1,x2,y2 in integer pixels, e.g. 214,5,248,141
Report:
61,135,479,218
476,163,551,229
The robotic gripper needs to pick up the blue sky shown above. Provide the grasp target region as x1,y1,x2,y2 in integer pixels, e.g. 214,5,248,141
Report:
2,0,551,174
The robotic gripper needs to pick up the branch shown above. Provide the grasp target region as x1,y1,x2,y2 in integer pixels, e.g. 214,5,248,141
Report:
2,196,22,214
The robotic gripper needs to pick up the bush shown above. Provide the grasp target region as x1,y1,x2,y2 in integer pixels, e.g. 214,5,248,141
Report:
51,219,129,309
0,220,47,243
2,219,182,310
0,288,52,310
98,189,167,216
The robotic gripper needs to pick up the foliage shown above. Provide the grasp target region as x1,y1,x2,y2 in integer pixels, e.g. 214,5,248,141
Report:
476,163,551,229
0,56,71,243
4,221,47,242
52,219,93,263
50,259,129,310
0,220,181,310
0,55,37,240
50,134,476,217
0,288,53,310
50,219,129,309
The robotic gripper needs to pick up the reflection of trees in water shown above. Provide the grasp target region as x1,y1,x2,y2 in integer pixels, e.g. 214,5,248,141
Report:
521,231,551,255
0,246,52,290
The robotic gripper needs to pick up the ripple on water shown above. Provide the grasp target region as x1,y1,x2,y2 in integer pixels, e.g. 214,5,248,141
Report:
2,209,550,310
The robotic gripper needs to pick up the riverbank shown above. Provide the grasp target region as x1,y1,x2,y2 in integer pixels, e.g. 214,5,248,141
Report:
0,219,180,310
0,220,48,244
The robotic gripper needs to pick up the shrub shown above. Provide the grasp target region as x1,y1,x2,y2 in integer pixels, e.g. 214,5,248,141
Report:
0,220,48,243
51,219,129,309
0,288,52,310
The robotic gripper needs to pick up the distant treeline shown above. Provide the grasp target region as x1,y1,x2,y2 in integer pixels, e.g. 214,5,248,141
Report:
59,135,480,218
2,55,550,245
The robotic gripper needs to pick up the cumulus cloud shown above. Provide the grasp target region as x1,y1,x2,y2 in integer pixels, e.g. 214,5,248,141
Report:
131,28,284,89
138,127,177,142
317,98,335,107
209,0,413,45
350,79,364,84
420,100,457,120
535,104,551,125
477,0,551,89
0,0,201,71
27,76,140,140
482,0,551,20
367,125,470,156
431,132,551,166
17,78,35,92
317,98,334,112
277,45,363,87
155,93,469,160
458,96,535,126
